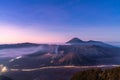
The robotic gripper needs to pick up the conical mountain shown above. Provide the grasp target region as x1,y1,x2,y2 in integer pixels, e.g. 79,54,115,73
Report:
66,37,84,44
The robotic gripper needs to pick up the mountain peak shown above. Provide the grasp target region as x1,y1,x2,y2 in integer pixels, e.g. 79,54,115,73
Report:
66,37,84,43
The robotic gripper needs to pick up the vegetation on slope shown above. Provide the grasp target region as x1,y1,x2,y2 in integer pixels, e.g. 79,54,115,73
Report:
71,67,120,80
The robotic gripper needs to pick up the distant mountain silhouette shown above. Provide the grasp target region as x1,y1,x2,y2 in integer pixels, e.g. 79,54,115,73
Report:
66,37,84,44
0,42,40,50
86,40,115,47
66,38,114,48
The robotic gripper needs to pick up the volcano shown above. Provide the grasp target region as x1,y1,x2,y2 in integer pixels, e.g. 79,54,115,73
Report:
66,37,84,44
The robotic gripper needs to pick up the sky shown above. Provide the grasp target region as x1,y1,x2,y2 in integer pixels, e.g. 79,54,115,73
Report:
0,0,120,43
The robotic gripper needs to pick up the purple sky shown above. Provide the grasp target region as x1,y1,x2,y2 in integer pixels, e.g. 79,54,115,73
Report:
0,0,120,43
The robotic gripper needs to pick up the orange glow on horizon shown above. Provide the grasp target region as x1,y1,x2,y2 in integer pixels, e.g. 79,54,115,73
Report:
0,24,66,44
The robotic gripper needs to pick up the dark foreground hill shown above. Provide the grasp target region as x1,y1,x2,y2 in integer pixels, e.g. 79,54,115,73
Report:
3,66,120,80
71,67,120,80
0,75,13,80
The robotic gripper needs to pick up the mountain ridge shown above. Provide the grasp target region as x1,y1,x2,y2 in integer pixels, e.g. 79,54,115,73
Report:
1,37,120,68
